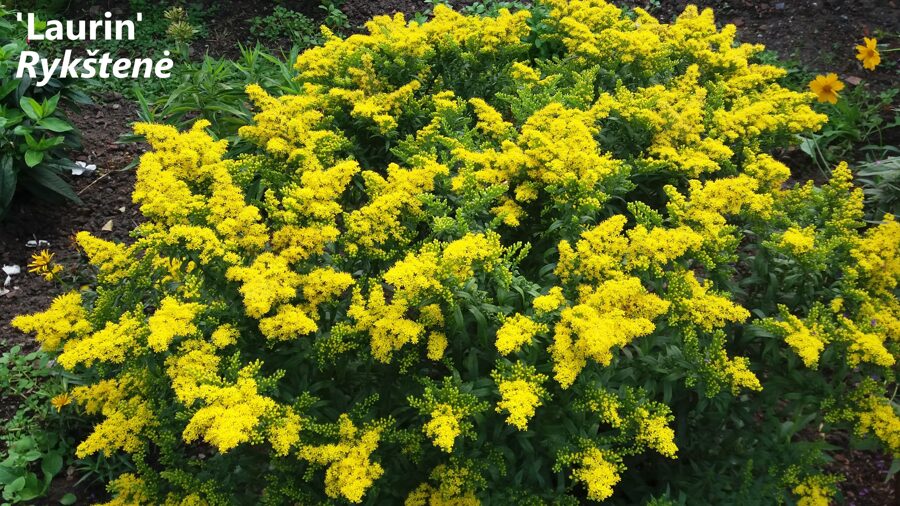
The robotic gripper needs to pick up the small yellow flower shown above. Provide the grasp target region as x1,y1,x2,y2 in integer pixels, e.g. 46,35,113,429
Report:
28,250,63,281
855,37,881,70
809,74,845,104
51,392,72,412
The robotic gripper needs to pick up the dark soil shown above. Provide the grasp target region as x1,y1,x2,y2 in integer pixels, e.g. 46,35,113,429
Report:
1,1,898,505
0,94,144,344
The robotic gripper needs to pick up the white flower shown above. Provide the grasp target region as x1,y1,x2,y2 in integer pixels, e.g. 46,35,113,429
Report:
72,161,97,176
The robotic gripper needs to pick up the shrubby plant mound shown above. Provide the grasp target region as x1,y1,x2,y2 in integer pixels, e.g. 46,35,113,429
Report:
13,2,899,504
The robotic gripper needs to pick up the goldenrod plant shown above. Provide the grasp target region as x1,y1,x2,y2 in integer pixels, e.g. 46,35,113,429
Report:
12,2,899,504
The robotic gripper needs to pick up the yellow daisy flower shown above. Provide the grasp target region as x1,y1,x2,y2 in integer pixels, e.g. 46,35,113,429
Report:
855,37,880,70
809,73,845,104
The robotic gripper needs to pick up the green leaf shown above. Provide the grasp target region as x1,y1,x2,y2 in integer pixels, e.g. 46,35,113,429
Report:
36,118,72,133
24,150,43,168
6,475,25,493
43,94,60,116
59,493,77,505
19,164,82,204
40,453,62,477
0,465,19,485
19,97,42,121
0,156,15,214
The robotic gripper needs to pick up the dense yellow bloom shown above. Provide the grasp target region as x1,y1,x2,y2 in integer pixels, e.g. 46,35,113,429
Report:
182,373,278,453
855,37,880,70
850,215,900,294
147,297,202,352
779,226,816,255
226,253,303,318
551,277,669,388
469,97,513,138
76,232,136,283
349,284,424,363
57,313,145,370
299,415,384,503
723,356,763,394
344,159,449,256
854,395,900,456
300,267,354,313
11,292,91,351
626,225,703,271
840,317,895,368
669,270,749,332
77,397,154,457
496,379,544,430
793,475,836,506
210,324,239,348
71,377,132,416
769,312,825,368
258,304,318,340
166,340,221,404
809,74,844,104
520,102,620,208
495,314,546,355
634,407,678,458
267,408,303,456
533,287,566,313
427,332,448,361
96,474,151,506
572,448,621,502
424,404,462,453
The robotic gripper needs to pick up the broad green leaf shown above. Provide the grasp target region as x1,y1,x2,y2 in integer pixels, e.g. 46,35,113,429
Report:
37,118,72,133
40,453,63,477
19,97,42,121
24,150,43,168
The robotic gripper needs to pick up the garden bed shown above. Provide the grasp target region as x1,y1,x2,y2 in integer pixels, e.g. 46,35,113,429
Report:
1,1,898,504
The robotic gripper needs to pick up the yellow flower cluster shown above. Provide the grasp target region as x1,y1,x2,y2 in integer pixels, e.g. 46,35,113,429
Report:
792,475,837,506
493,362,549,430
299,415,384,503
10,292,91,351
571,448,621,502
495,314,546,355
350,233,505,362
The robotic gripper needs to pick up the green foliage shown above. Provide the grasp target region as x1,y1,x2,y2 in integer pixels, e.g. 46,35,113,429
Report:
0,345,69,504
460,0,532,16
320,0,350,33
250,6,322,49
799,86,899,171
129,43,302,153
0,7,88,219
856,153,900,221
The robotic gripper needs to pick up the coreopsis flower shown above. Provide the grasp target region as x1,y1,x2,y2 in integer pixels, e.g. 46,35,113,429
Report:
855,37,881,70
51,392,72,412
28,250,63,281
808,74,845,104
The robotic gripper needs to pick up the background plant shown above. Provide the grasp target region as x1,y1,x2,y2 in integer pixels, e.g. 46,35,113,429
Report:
0,7,89,219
